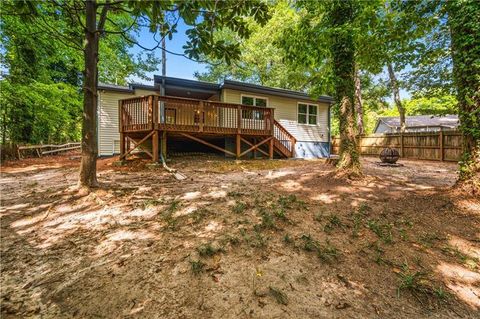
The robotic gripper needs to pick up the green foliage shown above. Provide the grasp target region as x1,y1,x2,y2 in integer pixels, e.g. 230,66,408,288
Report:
190,260,205,275
0,80,81,144
446,0,480,184
195,1,311,91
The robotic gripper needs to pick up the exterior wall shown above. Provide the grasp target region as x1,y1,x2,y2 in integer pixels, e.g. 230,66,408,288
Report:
221,88,329,143
98,89,157,156
221,88,330,158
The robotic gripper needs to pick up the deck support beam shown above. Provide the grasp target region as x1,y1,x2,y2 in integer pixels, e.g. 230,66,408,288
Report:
161,131,167,160
180,133,236,157
152,130,159,163
120,132,125,159
236,134,241,159
120,131,155,160
240,137,273,157
240,137,269,158
269,138,274,159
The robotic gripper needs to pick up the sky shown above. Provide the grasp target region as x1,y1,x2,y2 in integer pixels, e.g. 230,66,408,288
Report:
128,21,207,84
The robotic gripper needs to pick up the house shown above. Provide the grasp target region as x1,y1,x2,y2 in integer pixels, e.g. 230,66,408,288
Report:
373,115,459,134
97,76,333,161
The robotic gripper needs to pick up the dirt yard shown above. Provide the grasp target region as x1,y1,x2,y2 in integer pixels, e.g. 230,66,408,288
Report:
1,154,479,318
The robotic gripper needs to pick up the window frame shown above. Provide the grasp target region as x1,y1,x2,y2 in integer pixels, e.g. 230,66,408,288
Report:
297,102,319,126
240,94,269,120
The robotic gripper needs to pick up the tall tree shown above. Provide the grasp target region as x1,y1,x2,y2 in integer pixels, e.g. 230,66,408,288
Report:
14,0,270,189
329,0,360,175
446,0,480,190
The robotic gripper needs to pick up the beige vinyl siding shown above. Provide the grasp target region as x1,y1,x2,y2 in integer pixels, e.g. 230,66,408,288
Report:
98,89,157,156
221,88,329,142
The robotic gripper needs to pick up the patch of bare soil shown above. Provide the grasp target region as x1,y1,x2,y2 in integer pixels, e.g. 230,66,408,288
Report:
1,155,479,318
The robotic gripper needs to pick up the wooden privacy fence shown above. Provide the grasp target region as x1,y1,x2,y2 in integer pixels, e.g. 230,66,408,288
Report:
331,131,463,162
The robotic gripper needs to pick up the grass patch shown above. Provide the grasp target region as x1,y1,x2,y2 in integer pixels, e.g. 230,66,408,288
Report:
269,287,288,305
418,232,445,248
396,263,450,306
366,219,393,244
324,214,343,233
190,260,205,275
197,243,223,257
232,201,247,214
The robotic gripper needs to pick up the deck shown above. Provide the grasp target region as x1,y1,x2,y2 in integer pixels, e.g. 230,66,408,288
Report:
118,95,296,161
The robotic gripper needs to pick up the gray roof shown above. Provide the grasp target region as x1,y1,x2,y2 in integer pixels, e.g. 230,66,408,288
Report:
98,83,157,93
378,115,459,129
99,76,334,103
221,79,334,103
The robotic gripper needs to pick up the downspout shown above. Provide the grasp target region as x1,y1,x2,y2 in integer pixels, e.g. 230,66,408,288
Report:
327,102,332,157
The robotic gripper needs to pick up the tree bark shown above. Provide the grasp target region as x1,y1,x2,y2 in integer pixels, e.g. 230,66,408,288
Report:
354,66,364,135
447,1,480,191
387,63,406,132
330,0,361,176
78,0,99,188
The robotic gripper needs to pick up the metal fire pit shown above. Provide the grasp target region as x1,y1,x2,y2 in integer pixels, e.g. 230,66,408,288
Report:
379,148,400,164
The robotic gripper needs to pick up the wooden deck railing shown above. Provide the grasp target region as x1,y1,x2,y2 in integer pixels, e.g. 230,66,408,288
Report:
120,95,275,136
273,120,296,157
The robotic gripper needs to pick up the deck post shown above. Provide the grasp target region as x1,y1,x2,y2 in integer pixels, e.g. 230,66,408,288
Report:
236,134,241,159
161,131,167,160
198,101,204,132
152,131,159,162
269,138,274,159
120,132,125,159
237,105,242,134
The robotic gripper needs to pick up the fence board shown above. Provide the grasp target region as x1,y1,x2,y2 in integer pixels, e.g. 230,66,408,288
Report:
331,131,462,162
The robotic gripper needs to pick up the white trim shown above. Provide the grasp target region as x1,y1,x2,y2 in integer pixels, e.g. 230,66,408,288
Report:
240,94,269,107
297,102,319,126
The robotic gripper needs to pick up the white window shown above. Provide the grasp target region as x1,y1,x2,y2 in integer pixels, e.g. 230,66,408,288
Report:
298,103,318,125
241,95,267,120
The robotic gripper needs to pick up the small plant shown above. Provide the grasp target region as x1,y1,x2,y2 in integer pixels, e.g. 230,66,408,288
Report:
232,201,247,214
351,213,363,238
197,243,223,257
314,213,323,223
222,234,240,246
324,214,343,233
283,233,293,244
278,194,297,209
273,207,287,220
227,191,243,198
317,241,339,263
269,286,288,305
301,234,319,252
191,207,210,223
142,198,162,209
260,210,276,229
190,260,205,275
366,219,393,244
357,203,371,215
252,229,268,248
418,232,444,248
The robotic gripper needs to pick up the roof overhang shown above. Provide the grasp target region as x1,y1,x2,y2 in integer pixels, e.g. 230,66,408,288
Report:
221,80,334,104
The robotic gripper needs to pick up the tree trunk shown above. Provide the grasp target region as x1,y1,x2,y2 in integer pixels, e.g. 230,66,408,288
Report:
330,0,361,176
354,67,364,135
447,1,480,191
387,63,406,132
78,0,99,188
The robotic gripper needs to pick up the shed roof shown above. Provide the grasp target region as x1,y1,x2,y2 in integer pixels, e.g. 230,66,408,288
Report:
377,115,459,130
